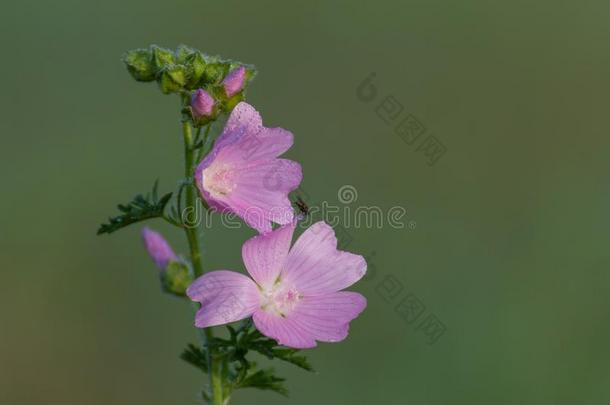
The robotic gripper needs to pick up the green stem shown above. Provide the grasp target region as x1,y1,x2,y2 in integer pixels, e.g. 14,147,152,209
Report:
182,121,204,277
182,120,223,405
195,123,213,162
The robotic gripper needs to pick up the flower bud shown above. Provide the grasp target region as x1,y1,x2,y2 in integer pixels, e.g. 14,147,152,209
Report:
185,52,207,87
161,261,194,296
151,45,175,71
222,65,247,97
157,65,186,94
202,59,228,84
123,48,155,82
141,227,177,270
191,89,215,118
175,44,195,64
141,228,193,296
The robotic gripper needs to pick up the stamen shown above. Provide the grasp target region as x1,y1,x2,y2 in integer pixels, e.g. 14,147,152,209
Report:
260,283,302,317
202,164,236,199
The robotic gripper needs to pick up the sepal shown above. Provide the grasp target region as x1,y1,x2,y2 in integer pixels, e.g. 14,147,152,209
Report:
161,260,194,296
151,45,175,71
185,51,207,86
123,48,155,82
158,65,187,94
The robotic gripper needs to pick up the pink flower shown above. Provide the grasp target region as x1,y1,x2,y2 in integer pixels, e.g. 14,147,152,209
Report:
194,102,302,233
222,65,246,97
141,227,177,269
191,89,215,118
186,221,367,349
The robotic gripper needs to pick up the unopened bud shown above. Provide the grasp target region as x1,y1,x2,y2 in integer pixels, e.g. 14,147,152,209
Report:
185,52,207,87
141,227,177,269
222,65,246,97
141,228,193,296
175,45,195,64
123,49,155,82
151,45,175,71
158,65,186,94
191,89,215,118
202,59,227,84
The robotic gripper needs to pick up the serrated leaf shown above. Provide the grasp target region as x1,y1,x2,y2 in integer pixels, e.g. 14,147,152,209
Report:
236,367,288,396
180,343,209,374
264,348,314,372
97,181,172,235
241,329,314,372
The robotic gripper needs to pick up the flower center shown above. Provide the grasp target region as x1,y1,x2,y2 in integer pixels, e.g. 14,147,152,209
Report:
260,283,302,317
202,164,236,199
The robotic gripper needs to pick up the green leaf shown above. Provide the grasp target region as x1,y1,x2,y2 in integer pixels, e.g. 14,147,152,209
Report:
207,323,315,372
180,321,313,399
180,343,209,374
263,348,314,372
241,329,315,372
97,181,172,235
236,367,288,396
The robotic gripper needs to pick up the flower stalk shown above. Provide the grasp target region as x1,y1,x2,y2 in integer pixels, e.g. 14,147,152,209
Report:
182,118,224,405
182,119,203,277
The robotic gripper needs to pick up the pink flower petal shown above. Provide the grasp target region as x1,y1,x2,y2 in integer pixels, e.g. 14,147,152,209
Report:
242,223,296,289
186,270,260,328
221,160,301,233
194,102,302,233
244,126,294,162
202,102,294,168
233,159,302,194
141,227,177,270
218,126,294,165
199,103,293,170
289,292,367,342
223,65,247,97
196,103,262,172
282,222,367,294
252,291,366,348
253,308,317,349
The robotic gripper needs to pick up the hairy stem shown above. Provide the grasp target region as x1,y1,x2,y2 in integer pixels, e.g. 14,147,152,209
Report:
182,121,203,277
182,120,223,405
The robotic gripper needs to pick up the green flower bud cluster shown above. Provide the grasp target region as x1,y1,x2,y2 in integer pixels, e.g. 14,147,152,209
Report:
123,44,256,124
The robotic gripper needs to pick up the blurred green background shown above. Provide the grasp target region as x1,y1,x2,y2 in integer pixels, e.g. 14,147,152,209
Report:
2,0,609,404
